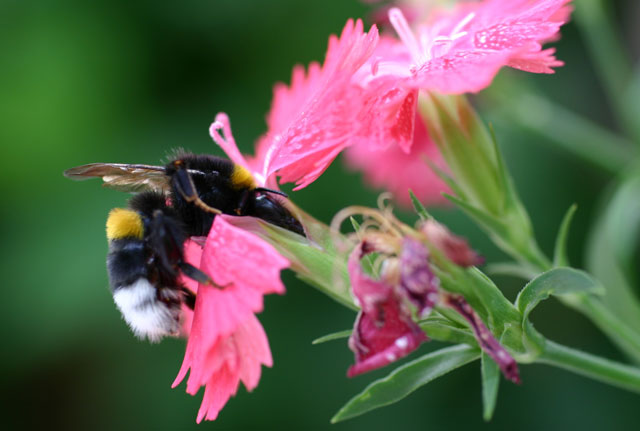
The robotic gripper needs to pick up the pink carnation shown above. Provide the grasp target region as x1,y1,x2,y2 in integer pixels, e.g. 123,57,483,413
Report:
173,215,289,422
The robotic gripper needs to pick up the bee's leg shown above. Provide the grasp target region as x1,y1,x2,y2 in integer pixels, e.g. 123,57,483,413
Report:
235,189,252,215
178,261,213,285
177,261,227,291
179,286,196,310
171,161,222,215
148,209,185,274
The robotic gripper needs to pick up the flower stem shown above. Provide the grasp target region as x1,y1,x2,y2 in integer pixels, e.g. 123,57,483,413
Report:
538,339,640,394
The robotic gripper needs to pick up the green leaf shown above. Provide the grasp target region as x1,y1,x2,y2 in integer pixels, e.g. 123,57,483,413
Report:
481,352,500,421
312,329,352,345
553,204,578,267
332,345,480,423
515,268,605,322
409,190,433,221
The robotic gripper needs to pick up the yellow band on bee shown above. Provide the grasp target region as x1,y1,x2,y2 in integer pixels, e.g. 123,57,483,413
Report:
106,208,144,240
230,164,256,190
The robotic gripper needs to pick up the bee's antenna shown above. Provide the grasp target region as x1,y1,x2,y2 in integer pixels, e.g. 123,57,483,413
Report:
255,187,288,198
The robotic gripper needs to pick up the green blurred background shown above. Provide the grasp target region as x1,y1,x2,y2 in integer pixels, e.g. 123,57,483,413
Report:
1,0,639,429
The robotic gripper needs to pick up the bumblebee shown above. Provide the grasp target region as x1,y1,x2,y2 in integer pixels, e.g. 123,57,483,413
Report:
65,152,304,340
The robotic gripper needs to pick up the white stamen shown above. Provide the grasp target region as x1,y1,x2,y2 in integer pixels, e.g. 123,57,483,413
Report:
451,12,476,38
390,9,476,65
389,8,425,64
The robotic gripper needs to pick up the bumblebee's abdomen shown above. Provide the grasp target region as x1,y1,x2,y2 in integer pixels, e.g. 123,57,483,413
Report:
107,239,148,290
112,278,182,342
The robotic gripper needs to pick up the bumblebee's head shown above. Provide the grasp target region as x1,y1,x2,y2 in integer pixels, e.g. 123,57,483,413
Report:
106,208,144,241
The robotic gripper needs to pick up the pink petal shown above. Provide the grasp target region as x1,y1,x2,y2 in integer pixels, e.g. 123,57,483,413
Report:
344,110,450,207
508,47,564,73
410,49,513,94
262,19,379,189
347,299,427,377
193,315,273,423
202,215,289,298
353,78,417,153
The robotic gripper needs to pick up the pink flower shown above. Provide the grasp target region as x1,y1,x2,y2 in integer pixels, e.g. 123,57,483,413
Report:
173,215,289,422
347,242,428,377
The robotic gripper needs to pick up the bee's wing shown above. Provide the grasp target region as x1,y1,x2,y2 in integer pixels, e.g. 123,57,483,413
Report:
64,163,170,194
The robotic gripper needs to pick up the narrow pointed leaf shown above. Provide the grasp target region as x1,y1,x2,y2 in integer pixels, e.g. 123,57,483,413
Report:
409,189,433,221
332,345,480,423
553,204,578,267
312,330,353,345
481,352,500,421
